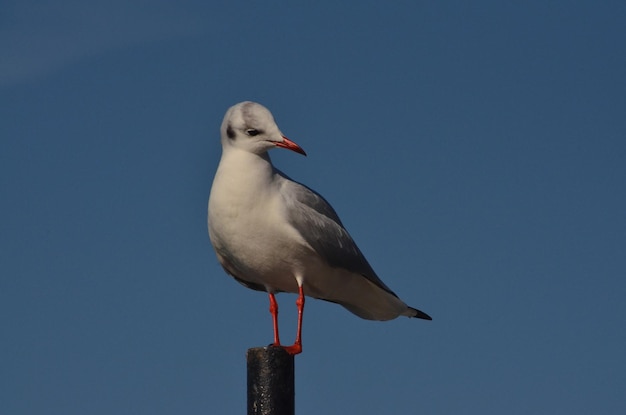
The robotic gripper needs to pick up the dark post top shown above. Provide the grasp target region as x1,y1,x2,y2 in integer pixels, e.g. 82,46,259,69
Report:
247,346,295,415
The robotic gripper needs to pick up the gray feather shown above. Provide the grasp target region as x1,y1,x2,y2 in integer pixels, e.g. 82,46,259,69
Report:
278,172,398,297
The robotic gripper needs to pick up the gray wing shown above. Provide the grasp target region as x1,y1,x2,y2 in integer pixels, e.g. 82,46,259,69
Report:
278,173,398,297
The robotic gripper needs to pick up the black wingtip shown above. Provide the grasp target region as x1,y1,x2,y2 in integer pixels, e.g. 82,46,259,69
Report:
410,307,433,320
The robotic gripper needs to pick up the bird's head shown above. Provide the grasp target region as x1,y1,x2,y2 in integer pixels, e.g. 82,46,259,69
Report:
220,101,306,156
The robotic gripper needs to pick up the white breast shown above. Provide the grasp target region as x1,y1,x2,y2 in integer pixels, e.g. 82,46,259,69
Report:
208,148,309,292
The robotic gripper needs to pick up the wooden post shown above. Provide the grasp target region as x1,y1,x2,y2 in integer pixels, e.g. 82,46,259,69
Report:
247,346,295,415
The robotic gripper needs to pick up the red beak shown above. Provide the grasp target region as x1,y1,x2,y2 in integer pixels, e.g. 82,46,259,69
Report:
275,136,307,156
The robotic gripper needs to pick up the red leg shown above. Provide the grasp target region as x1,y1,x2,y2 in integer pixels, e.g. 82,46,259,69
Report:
283,285,305,355
268,293,281,346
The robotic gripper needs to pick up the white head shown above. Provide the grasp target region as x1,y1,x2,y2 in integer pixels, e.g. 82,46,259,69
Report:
220,101,306,156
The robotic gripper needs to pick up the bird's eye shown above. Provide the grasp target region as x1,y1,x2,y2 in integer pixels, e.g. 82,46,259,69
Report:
246,129,261,137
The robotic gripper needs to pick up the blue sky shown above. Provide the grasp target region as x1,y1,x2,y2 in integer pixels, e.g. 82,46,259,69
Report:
2,1,625,414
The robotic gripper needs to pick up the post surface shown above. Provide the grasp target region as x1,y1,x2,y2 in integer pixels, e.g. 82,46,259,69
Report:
247,346,295,415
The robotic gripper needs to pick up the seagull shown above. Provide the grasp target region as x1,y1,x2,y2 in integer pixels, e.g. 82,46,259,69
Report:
208,101,431,355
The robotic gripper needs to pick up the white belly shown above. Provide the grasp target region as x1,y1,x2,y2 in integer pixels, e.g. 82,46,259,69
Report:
208,152,309,292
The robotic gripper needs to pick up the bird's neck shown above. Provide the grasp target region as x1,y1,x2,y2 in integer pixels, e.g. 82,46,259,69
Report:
215,148,277,192
224,147,273,171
